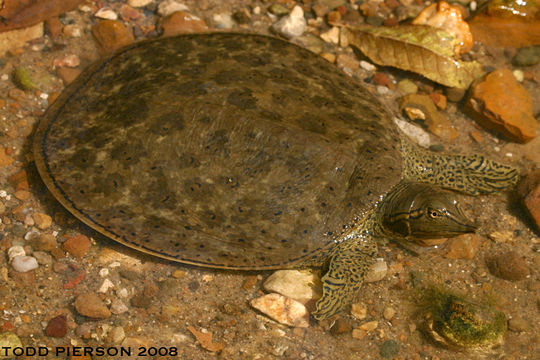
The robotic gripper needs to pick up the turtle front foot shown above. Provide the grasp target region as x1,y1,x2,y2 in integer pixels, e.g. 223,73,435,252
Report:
312,234,378,320
446,154,519,195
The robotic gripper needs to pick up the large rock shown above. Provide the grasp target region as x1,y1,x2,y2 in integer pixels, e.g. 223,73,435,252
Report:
466,69,536,143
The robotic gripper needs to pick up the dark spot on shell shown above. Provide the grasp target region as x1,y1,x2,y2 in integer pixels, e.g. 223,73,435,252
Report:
227,88,257,109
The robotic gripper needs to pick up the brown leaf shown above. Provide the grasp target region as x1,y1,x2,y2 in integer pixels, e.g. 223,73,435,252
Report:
0,0,84,33
344,25,485,89
187,326,224,352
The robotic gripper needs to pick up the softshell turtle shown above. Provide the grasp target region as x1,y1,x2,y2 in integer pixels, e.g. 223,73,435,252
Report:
33,33,518,320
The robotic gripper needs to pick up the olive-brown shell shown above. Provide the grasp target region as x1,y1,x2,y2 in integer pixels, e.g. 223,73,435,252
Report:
33,33,402,269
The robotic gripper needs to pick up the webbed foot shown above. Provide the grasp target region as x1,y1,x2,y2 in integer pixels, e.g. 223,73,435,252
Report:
312,234,378,320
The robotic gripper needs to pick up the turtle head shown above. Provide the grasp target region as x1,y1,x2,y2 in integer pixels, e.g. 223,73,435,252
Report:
382,182,477,240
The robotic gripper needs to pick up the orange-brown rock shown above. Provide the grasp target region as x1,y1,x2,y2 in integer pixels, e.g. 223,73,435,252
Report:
518,169,540,231
56,67,81,85
469,0,540,48
161,11,208,37
444,233,481,260
63,234,91,258
91,20,134,55
466,69,536,143
399,94,458,141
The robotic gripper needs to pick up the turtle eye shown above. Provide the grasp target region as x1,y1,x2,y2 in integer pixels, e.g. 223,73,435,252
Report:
428,209,440,218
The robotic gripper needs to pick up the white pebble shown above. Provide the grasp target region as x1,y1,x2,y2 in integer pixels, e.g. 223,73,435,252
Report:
470,1,477,11
95,7,118,20
117,288,129,298
1,74,9,81
513,69,524,82
7,246,25,262
505,152,513,157
360,60,376,72
251,293,309,327
320,27,340,44
11,256,39,272
99,268,110,277
394,118,431,148
264,270,321,305
128,0,152,7
157,0,189,17
24,230,40,241
98,279,115,293
108,261,121,268
110,299,129,314
272,5,306,39
213,13,235,29
0,190,7,197
253,6,261,15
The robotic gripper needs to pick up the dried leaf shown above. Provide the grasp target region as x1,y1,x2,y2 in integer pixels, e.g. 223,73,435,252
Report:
0,0,84,32
344,25,485,89
187,326,224,352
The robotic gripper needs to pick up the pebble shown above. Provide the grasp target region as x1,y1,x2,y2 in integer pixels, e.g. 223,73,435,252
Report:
98,278,115,293
45,315,67,337
517,170,540,231
486,251,530,281
95,7,118,20
365,258,388,283
128,0,153,8
508,316,530,332
397,79,418,95
110,299,129,314
0,332,22,357
32,251,53,266
359,320,378,331
161,11,208,36
11,256,39,272
383,307,396,320
351,302,367,320
513,45,540,66
268,4,289,16
56,67,81,85
488,230,515,243
320,27,340,44
444,233,481,260
32,233,57,251
74,292,111,319
0,148,14,167
7,245,25,261
32,212,52,230
250,293,309,328
394,118,431,148
359,60,376,72
263,270,322,306
212,13,235,29
399,93,458,141
466,69,536,143
329,318,352,335
91,20,135,54
272,5,306,39
445,87,466,102
157,0,189,17
336,54,359,72
232,9,251,24
53,55,81,68
63,234,91,258
379,340,400,358
108,326,126,344
351,328,367,339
